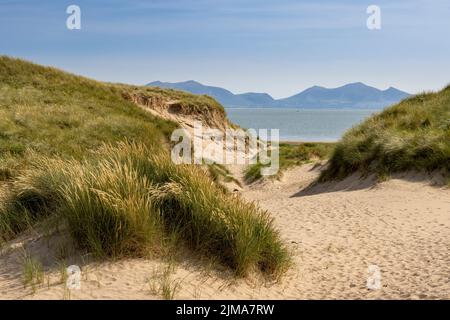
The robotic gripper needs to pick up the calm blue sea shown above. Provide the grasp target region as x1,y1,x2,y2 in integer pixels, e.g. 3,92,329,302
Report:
225,108,378,142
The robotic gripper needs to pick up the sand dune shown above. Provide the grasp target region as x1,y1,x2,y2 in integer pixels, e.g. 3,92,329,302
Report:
0,165,449,300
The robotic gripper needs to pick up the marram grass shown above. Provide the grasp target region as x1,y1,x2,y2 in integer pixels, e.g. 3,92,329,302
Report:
1,142,290,277
320,86,450,182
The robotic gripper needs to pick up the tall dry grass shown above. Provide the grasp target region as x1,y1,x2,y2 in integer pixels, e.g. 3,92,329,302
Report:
1,142,290,277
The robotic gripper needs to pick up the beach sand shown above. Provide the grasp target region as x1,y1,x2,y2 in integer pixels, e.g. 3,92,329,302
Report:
1,165,449,300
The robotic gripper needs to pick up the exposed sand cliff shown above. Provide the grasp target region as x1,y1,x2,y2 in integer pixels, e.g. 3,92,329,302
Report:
123,89,229,131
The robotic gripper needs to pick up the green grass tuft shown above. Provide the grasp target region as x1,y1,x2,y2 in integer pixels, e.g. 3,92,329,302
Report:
21,251,44,292
244,142,335,183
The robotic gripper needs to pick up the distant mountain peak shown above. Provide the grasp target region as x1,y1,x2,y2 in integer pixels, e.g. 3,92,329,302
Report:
310,85,325,89
341,82,373,89
384,86,402,92
182,80,201,85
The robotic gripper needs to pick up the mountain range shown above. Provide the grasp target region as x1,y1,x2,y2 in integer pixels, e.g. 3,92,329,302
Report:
147,80,410,109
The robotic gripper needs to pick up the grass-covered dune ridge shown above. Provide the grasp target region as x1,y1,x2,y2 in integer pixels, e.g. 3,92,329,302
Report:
0,56,225,162
0,56,176,163
0,56,289,277
122,87,229,130
123,86,226,118
320,86,450,182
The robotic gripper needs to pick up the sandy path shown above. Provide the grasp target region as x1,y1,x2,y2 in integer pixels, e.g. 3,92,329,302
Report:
0,165,449,299
238,166,450,299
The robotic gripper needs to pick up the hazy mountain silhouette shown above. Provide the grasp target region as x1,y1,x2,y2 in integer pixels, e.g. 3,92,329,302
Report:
147,81,410,108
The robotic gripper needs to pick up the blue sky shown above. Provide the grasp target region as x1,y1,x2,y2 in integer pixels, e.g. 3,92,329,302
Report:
1,0,450,98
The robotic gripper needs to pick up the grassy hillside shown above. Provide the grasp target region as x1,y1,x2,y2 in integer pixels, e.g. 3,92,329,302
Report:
0,56,177,170
0,56,289,277
320,86,450,182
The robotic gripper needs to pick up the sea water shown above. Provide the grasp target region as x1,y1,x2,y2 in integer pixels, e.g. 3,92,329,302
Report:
225,108,378,142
